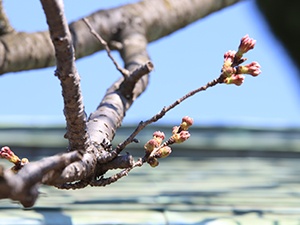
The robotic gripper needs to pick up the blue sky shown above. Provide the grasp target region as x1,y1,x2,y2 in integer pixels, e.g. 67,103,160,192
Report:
1,0,300,127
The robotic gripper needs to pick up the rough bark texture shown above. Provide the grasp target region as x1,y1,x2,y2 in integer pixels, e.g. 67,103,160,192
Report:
0,151,81,208
0,0,241,207
41,0,88,151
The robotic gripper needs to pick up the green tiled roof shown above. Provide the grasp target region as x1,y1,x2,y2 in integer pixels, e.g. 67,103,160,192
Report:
1,125,299,152
1,125,300,224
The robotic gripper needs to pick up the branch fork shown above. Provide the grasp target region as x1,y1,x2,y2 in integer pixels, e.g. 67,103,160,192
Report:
0,0,260,208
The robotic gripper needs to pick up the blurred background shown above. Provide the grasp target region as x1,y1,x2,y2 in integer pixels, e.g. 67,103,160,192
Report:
0,0,299,127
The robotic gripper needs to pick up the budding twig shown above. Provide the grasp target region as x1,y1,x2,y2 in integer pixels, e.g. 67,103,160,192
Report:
113,77,221,156
0,35,262,197
113,34,261,155
94,115,194,184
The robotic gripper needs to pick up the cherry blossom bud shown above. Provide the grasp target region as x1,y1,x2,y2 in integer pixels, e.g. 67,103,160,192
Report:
237,61,261,77
173,131,191,143
223,50,236,64
0,146,20,164
153,131,165,140
222,66,236,77
238,34,256,55
144,139,159,154
148,157,159,167
224,74,245,86
172,126,179,135
153,131,165,145
155,146,172,158
21,158,29,164
180,116,193,131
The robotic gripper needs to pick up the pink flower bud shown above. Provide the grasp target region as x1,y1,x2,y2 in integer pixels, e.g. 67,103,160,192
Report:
0,146,20,164
173,131,191,143
153,131,165,140
172,126,179,135
223,50,236,64
180,116,193,131
153,131,165,145
238,34,256,54
224,74,245,86
238,61,261,77
144,139,159,154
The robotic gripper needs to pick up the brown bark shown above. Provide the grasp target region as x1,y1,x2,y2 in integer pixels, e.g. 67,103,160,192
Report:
0,0,14,35
0,151,81,208
41,0,88,151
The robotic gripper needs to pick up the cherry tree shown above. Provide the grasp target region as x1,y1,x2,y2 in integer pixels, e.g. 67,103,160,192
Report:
0,0,261,207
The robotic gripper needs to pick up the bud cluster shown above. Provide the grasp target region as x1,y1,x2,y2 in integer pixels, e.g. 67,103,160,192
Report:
222,35,261,86
144,116,193,167
144,131,171,167
171,116,193,143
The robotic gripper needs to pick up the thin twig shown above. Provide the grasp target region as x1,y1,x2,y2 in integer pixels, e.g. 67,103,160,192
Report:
90,158,143,187
83,17,130,78
113,75,224,155
129,61,154,82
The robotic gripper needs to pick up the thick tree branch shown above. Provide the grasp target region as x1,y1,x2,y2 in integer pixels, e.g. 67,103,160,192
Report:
0,150,81,207
0,0,14,35
42,13,154,187
40,0,88,151
87,17,152,165
0,0,240,75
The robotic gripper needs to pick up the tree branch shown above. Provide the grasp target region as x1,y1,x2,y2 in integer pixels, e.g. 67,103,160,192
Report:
41,9,154,187
40,0,88,151
0,150,82,207
0,0,240,75
114,78,222,153
0,0,14,35
87,15,153,165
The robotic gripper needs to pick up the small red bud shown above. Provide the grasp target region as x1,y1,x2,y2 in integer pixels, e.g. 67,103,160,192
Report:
224,74,245,86
172,126,179,135
238,34,256,55
0,146,20,164
153,131,165,140
237,61,261,77
180,116,193,131
153,131,165,145
223,50,236,64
